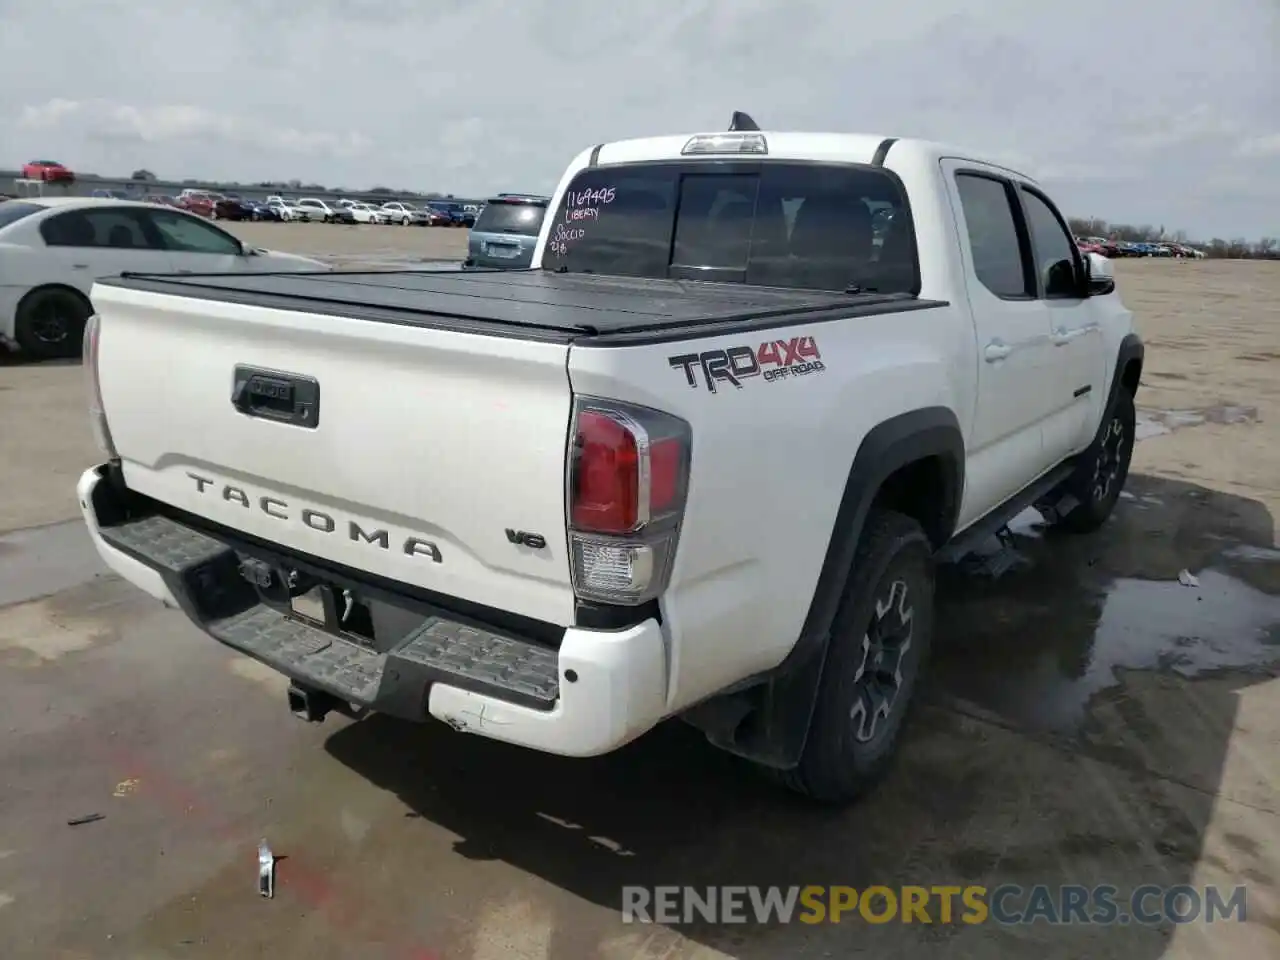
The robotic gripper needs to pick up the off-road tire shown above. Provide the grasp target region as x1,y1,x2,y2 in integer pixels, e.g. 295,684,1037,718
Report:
778,508,934,803
1055,389,1136,534
13,287,91,361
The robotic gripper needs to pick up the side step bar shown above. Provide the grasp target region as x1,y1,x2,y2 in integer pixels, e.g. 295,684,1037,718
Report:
98,513,562,718
935,460,1077,564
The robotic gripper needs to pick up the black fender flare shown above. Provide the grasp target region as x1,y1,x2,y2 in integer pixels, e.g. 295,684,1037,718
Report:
687,406,965,769
1079,332,1143,456
1103,333,1144,424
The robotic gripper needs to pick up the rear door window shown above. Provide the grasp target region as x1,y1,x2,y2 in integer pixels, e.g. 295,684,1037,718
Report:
541,161,918,294
40,207,158,249
474,200,547,236
954,173,1033,299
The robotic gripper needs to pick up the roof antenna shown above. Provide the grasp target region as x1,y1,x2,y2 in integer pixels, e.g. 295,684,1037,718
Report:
728,111,760,132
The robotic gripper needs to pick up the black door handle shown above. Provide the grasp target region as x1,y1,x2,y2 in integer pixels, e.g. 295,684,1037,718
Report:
232,365,320,428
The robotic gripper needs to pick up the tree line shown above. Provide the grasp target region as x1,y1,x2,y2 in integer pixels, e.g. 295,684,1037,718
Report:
1067,217,1279,260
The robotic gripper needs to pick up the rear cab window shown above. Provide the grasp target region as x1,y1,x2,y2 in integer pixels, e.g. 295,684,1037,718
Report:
540,161,919,295
474,198,547,236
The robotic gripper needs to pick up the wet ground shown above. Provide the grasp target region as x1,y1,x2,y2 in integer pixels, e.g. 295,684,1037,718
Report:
1,253,1278,958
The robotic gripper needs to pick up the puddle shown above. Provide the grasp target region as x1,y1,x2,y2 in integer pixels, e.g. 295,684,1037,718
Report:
1136,404,1259,439
0,521,106,608
1006,507,1046,539
933,568,1280,734
1221,544,1280,563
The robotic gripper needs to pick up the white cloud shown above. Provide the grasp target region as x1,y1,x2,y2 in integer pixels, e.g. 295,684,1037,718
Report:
1236,134,1280,159
0,0,1275,237
1113,105,1244,154
18,98,370,157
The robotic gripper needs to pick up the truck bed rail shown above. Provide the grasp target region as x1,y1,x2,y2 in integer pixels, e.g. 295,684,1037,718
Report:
98,268,947,345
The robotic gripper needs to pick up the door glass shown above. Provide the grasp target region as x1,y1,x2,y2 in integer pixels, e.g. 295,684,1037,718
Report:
40,208,155,249
954,174,1031,299
1020,188,1082,299
146,210,242,255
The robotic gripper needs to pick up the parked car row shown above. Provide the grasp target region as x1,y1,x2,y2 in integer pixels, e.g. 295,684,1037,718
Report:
24,174,486,229
1075,236,1206,259
148,191,483,228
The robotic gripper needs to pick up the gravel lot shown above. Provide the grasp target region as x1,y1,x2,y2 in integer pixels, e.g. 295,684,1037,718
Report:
1,237,1277,959
234,220,472,267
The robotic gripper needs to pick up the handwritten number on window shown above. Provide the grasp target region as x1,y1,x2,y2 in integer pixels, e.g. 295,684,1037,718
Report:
548,185,616,256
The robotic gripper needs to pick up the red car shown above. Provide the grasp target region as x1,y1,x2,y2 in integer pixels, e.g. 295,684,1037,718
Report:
1075,236,1119,258
176,191,224,218
22,159,75,183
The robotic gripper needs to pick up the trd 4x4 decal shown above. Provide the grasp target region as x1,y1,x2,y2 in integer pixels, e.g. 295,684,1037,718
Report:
668,336,825,393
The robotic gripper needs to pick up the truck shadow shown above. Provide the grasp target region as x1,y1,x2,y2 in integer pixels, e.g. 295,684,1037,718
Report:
324,472,1279,958
0,351,80,368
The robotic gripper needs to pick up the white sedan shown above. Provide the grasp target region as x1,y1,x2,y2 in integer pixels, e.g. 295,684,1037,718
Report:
346,202,389,224
294,198,339,222
0,197,327,360
379,202,419,226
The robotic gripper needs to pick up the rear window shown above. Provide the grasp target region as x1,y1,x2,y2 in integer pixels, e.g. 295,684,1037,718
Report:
474,199,547,236
540,161,918,294
0,201,43,230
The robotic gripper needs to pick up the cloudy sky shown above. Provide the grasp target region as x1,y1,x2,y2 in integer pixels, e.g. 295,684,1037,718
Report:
2,0,1276,239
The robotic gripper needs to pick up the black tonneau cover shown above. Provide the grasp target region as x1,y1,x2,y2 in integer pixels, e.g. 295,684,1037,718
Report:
100,268,946,345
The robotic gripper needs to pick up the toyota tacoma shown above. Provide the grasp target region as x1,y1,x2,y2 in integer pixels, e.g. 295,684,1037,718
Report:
77,114,1142,802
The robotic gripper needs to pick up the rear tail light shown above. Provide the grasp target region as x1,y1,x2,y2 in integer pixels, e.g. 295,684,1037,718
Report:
567,398,691,605
83,314,117,459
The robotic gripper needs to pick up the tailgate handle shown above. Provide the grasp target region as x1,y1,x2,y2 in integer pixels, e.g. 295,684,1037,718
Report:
232,366,320,429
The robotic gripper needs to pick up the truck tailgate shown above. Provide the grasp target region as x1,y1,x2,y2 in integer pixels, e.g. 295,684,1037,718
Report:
92,282,577,626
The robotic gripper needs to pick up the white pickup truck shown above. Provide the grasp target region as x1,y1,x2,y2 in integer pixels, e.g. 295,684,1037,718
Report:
77,115,1143,802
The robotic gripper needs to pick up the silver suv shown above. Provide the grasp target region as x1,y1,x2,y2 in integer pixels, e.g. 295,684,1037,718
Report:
464,195,548,270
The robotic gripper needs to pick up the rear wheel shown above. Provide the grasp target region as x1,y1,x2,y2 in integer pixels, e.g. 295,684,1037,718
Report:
14,287,91,361
1053,389,1136,534
777,509,934,803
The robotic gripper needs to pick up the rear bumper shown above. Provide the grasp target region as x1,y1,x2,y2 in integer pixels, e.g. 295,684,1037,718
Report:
77,464,669,757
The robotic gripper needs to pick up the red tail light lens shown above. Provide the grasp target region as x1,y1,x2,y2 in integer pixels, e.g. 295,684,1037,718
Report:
571,411,640,534
648,437,682,514
566,398,692,605
568,401,690,536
